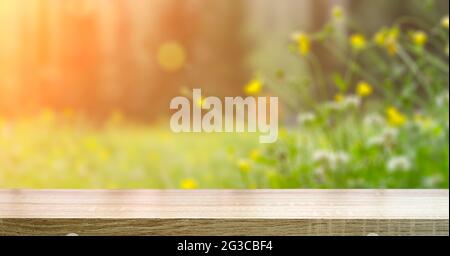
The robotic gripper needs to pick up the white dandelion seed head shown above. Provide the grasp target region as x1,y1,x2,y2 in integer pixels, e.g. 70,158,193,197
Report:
298,112,317,125
334,151,350,165
313,167,327,184
435,91,449,107
381,128,398,141
314,167,326,176
342,95,362,109
422,176,443,188
367,136,385,147
313,150,334,165
387,156,412,173
324,96,361,112
367,128,398,148
363,113,385,127
324,101,345,112
313,150,350,171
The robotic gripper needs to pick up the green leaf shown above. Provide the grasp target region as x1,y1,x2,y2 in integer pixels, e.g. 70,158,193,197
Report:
332,73,349,92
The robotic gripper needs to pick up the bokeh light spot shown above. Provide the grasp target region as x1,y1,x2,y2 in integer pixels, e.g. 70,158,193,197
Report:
157,42,187,72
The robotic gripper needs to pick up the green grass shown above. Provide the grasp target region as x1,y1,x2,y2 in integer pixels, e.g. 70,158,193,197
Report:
0,109,447,189
0,115,260,189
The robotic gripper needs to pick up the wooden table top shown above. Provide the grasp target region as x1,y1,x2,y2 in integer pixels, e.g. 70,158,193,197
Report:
0,189,448,220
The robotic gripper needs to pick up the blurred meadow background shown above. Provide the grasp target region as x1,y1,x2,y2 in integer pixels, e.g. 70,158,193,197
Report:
0,0,448,189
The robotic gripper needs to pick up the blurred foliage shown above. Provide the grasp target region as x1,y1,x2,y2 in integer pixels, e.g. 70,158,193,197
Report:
241,1,449,188
0,0,448,189
0,108,447,188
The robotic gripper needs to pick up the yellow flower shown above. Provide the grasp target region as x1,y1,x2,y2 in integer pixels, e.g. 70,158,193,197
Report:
374,29,387,46
332,6,344,19
350,34,367,51
411,31,428,47
97,148,111,162
83,136,98,151
334,93,344,102
292,32,311,56
374,27,399,56
244,78,263,95
386,107,408,127
180,179,198,189
356,81,373,97
385,38,399,56
250,149,261,161
442,16,449,29
237,159,251,173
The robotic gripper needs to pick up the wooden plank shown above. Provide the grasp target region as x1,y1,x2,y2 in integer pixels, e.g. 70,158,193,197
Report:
0,190,448,236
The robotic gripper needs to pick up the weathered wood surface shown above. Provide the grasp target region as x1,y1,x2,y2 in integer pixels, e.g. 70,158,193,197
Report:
0,190,448,236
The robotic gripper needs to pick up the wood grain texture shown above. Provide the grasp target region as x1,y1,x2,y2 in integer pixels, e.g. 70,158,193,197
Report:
0,190,448,236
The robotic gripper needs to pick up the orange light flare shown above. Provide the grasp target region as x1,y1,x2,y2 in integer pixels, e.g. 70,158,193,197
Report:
0,0,190,119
